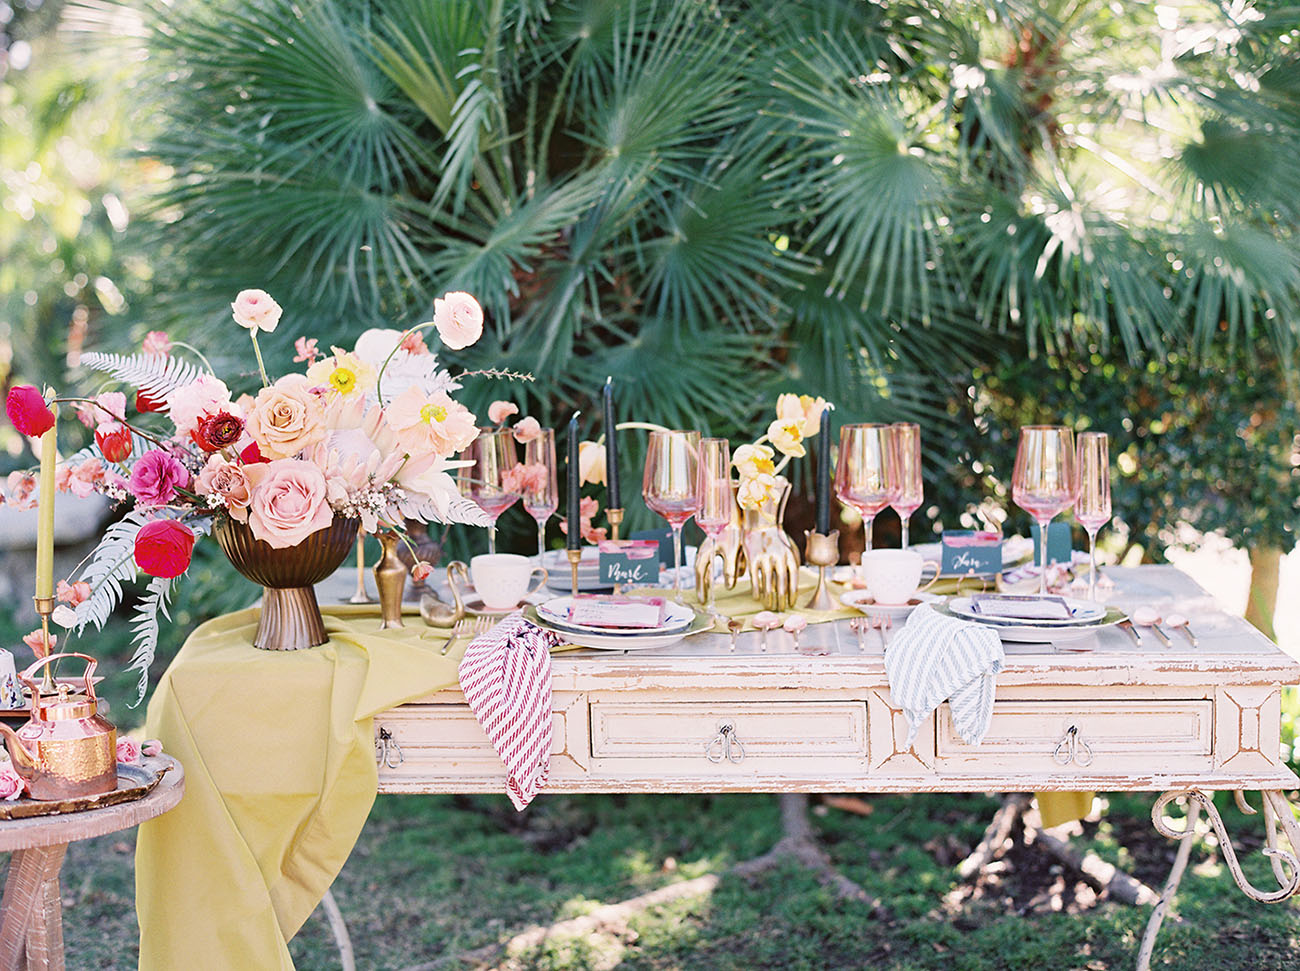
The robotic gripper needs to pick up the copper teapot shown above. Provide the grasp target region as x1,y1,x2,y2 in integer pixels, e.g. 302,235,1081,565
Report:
0,653,117,800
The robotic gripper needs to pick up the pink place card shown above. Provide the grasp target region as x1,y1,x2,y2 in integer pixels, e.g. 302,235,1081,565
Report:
568,594,667,629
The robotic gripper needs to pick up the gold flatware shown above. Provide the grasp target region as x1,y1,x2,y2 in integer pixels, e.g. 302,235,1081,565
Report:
1117,618,1142,646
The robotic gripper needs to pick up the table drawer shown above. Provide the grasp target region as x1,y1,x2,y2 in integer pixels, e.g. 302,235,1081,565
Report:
935,700,1213,775
589,700,867,773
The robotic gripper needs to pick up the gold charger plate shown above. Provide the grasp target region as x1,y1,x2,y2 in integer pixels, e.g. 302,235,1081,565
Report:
0,761,169,820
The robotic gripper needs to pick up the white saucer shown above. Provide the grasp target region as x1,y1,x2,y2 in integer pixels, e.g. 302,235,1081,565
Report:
839,590,941,620
536,597,694,635
522,604,711,650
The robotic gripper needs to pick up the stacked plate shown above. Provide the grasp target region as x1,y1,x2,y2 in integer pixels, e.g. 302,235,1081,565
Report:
540,549,607,592
940,595,1127,645
524,597,712,650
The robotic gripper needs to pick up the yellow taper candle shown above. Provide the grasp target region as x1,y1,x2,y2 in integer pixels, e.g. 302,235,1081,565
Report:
34,403,56,600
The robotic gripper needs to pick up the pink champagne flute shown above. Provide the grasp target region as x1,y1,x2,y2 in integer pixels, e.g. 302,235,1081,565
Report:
522,428,558,561
458,428,520,555
695,437,734,610
889,422,923,549
835,424,901,579
643,429,702,603
1012,425,1078,597
1075,431,1112,601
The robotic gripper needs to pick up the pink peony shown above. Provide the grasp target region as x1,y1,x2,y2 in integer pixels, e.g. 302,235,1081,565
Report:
244,376,327,460
385,387,478,458
231,289,283,333
116,738,142,765
0,761,25,801
56,580,91,606
513,416,542,444
487,400,519,424
431,291,483,350
129,450,190,507
244,459,335,549
142,331,172,356
293,336,320,363
167,374,234,438
195,455,252,520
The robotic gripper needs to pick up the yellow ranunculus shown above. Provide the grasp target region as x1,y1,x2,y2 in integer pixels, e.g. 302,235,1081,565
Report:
766,418,806,458
733,443,775,479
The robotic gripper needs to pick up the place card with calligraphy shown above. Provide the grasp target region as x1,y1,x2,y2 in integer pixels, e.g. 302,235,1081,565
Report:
940,531,1002,577
598,539,662,586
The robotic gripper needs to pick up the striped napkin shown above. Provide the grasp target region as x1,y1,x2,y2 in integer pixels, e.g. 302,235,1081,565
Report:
458,614,562,811
884,603,1004,748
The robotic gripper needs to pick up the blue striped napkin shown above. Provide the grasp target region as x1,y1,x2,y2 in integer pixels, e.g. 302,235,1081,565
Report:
884,604,1004,748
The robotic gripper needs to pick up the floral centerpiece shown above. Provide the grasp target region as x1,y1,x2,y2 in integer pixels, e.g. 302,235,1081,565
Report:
4,288,513,698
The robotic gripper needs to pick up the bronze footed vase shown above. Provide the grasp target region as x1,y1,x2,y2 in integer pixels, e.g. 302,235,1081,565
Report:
214,517,360,651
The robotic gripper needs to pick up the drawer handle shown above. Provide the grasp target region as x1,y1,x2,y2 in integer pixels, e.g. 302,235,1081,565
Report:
705,723,746,764
376,726,404,769
1052,725,1094,767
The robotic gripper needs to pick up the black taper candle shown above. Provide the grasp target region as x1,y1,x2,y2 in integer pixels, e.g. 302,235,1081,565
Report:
603,376,621,510
566,411,582,550
815,406,831,534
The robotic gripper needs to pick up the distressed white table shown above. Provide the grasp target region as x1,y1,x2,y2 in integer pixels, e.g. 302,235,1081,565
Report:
371,566,1300,956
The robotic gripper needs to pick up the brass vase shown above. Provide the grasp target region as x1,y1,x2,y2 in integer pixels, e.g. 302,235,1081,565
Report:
373,530,406,630
214,516,360,651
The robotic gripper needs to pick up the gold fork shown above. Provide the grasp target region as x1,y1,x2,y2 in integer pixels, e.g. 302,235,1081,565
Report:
441,617,475,656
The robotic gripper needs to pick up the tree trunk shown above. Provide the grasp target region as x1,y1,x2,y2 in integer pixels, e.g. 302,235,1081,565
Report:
1244,546,1281,641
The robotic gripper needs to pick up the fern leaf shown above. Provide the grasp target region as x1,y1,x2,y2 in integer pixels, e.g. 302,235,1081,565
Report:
73,510,152,634
127,574,175,706
394,491,492,528
80,352,210,400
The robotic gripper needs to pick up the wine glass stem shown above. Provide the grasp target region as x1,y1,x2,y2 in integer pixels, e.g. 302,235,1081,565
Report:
900,518,910,551
1087,528,1099,601
1037,517,1050,596
537,522,546,561
489,523,497,556
671,524,684,603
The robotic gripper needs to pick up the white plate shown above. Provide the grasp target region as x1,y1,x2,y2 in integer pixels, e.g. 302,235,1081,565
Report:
536,596,694,635
839,590,942,621
523,604,711,650
935,603,1127,645
948,595,1107,627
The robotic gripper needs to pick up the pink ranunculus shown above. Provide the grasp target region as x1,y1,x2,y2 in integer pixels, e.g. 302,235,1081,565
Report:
142,739,163,758
167,374,234,438
129,450,190,507
56,579,91,606
142,331,172,356
431,291,483,350
513,416,542,444
244,459,335,549
244,375,327,460
385,387,478,459
116,738,142,765
194,454,253,521
231,289,283,333
293,336,320,363
134,519,196,578
487,400,518,424
411,561,432,583
0,761,25,801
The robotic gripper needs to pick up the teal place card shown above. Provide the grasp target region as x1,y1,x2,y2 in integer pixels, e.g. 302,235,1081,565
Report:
940,531,1003,577
630,528,675,566
598,539,662,586
1030,520,1073,566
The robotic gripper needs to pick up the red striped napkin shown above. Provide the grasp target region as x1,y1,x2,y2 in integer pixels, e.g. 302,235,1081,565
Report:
457,614,561,811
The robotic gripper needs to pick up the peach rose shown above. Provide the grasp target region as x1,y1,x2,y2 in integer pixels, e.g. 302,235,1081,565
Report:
487,400,518,424
231,289,283,333
195,455,253,521
431,291,483,350
245,460,335,549
385,387,478,458
244,376,327,460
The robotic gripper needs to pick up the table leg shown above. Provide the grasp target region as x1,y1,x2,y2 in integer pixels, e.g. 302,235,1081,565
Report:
0,844,67,971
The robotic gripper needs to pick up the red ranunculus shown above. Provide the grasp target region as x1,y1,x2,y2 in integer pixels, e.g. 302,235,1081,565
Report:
239,440,268,464
190,411,244,453
95,423,133,463
5,386,55,437
135,389,167,414
133,519,196,579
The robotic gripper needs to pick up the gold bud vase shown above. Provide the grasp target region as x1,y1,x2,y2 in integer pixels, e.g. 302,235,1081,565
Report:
373,530,406,630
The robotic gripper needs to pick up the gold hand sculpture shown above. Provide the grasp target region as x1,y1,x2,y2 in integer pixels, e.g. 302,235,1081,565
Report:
741,475,801,611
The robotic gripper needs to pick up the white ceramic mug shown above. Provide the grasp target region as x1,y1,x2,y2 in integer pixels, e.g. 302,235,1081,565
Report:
860,549,939,605
470,553,548,610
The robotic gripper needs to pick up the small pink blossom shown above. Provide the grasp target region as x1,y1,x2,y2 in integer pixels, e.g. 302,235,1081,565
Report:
293,336,321,364
22,629,54,657
513,416,542,444
487,400,519,424
502,462,547,496
411,561,433,583
558,496,607,544
6,471,36,507
75,391,127,428
431,291,483,350
68,459,106,499
142,739,163,758
399,330,429,355
129,450,190,507
0,761,25,801
142,331,173,356
56,580,91,606
116,738,142,765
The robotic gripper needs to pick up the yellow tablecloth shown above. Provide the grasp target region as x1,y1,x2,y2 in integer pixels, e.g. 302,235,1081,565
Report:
135,604,462,971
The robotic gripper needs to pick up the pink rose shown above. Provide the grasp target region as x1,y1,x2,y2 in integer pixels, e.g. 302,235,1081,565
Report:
0,761,25,801
513,416,542,444
129,450,190,507
142,331,172,356
244,376,327,459
195,455,252,520
116,738,142,765
231,289,283,333
245,459,335,549
432,291,483,350
487,400,519,424
142,739,163,758
167,374,234,438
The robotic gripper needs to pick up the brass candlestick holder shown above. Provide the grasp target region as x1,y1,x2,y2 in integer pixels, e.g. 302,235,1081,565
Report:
31,596,57,694
803,530,840,612
567,548,583,596
349,526,374,604
606,507,624,542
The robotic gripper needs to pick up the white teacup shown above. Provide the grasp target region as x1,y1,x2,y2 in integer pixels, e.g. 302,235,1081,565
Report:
860,549,938,605
0,650,18,710
470,553,548,611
